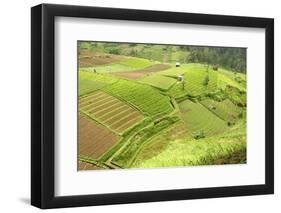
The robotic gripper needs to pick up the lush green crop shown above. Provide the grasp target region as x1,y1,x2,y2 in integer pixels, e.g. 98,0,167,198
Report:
220,68,246,81
112,116,180,167
222,117,246,137
103,79,174,117
159,63,208,76
179,99,228,136
164,66,217,98
217,72,246,91
79,79,107,96
78,71,118,96
161,64,246,98
79,71,118,83
217,68,246,90
224,85,247,106
78,47,247,170
200,98,241,122
139,74,176,90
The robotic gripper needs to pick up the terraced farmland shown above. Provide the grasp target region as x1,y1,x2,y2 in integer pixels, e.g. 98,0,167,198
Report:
112,64,171,79
80,57,157,73
200,98,241,122
168,73,217,97
79,71,119,84
79,79,107,96
79,91,144,134
179,99,228,136
79,161,101,170
139,74,176,90
162,64,218,97
103,80,174,117
79,49,125,67
159,63,210,77
134,135,246,168
111,116,180,168
79,115,120,159
220,68,247,82
79,71,118,96
217,71,246,91
78,41,247,170
131,121,192,167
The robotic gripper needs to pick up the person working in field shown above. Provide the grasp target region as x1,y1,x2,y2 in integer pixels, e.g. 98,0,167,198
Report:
177,74,185,90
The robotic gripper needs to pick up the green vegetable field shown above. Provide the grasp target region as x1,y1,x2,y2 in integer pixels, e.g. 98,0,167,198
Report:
77,41,247,170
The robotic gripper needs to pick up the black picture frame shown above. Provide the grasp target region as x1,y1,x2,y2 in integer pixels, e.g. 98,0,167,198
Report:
31,3,274,209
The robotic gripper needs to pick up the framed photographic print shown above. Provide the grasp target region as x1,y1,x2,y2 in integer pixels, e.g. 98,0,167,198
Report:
31,3,274,209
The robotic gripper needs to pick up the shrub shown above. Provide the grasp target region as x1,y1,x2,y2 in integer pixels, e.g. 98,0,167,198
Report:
238,112,243,119
234,76,242,83
109,48,120,55
212,64,219,71
203,75,210,86
193,131,205,140
227,121,235,126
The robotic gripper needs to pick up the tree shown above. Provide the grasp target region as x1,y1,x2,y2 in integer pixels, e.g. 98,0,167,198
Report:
186,46,246,73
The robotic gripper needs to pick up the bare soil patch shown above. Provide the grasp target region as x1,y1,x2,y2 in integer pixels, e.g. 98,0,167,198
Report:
112,64,171,79
116,116,143,132
78,161,101,170
79,115,119,159
79,49,124,67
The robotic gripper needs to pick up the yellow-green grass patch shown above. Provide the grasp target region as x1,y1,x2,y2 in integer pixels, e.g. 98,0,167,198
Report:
138,74,177,90
179,99,228,136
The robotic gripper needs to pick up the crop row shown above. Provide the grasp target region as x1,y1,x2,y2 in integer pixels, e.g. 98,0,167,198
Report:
79,91,143,134
138,74,176,90
179,99,228,136
160,63,246,98
200,98,241,122
78,71,119,96
164,67,218,98
131,121,192,167
103,79,174,117
112,116,179,168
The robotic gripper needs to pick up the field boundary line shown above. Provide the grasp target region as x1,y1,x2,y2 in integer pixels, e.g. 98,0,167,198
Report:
127,121,182,167
79,111,121,136
198,101,228,122
102,82,146,115
103,107,136,124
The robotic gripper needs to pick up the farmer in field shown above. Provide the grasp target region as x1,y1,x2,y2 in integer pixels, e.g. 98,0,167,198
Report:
178,73,185,90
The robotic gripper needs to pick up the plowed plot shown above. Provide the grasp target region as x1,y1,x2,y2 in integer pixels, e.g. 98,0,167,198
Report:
79,161,101,170
79,91,143,134
79,49,124,67
79,116,119,159
112,64,171,79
